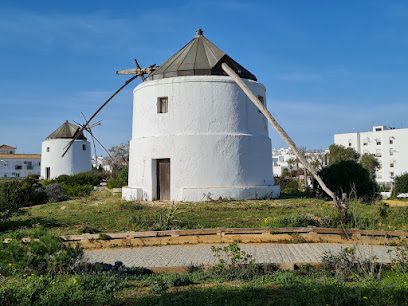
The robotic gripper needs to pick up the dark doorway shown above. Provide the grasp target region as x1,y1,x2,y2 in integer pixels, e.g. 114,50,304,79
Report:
46,167,50,180
156,159,170,200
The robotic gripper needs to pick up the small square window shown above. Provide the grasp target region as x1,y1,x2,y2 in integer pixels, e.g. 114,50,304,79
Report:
363,142,368,146
157,97,168,113
390,163,394,168
376,141,381,145
82,144,87,151
46,147,50,152
389,139,393,144
390,149,394,156
390,172,394,178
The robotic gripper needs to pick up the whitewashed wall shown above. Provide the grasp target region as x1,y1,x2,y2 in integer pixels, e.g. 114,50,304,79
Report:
123,75,279,201
40,139,91,179
334,126,408,184
0,157,41,178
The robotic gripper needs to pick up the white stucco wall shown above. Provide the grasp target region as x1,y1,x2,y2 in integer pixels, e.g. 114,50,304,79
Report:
0,156,41,178
40,139,91,179
123,75,279,201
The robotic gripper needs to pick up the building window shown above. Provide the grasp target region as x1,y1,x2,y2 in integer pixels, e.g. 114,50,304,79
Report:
157,97,168,113
26,161,33,170
363,150,369,155
4,174,7,178
390,163,394,168
376,149,382,157
46,147,50,152
377,173,382,179
15,165,22,170
15,173,20,177
377,163,382,171
376,140,381,145
389,138,394,144
390,172,394,178
375,128,382,131
363,141,368,146
82,144,87,151
390,149,394,156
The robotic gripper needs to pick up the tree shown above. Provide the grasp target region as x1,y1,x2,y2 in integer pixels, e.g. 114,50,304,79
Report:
360,154,379,180
314,160,377,203
393,173,408,196
107,143,129,170
328,144,360,165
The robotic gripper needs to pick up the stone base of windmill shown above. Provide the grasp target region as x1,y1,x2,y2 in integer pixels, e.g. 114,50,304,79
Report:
122,185,280,202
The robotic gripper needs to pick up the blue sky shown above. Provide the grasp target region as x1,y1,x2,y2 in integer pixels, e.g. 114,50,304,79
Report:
1,0,408,154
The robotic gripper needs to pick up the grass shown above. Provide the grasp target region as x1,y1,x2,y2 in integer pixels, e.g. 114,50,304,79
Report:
1,269,407,305
3,190,408,235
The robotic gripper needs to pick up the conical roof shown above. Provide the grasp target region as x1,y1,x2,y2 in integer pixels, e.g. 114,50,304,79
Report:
46,120,87,140
146,29,257,81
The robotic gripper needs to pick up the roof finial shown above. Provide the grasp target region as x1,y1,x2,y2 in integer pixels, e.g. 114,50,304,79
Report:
195,28,203,37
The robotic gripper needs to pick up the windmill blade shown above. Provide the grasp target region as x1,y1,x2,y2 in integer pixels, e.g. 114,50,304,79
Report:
88,121,102,129
72,120,82,126
61,74,139,157
134,59,145,82
90,133,112,158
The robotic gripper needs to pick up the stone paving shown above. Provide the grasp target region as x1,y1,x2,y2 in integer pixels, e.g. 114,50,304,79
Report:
82,243,397,268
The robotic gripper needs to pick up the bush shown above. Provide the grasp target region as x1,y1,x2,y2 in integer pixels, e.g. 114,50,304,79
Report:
0,274,120,305
314,160,377,202
0,226,83,276
44,183,68,202
0,176,46,219
0,181,24,220
393,173,408,197
107,167,128,189
61,184,94,197
54,172,100,187
277,179,299,195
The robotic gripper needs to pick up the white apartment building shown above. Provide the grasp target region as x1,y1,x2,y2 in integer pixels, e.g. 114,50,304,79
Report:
0,145,41,178
334,126,408,185
91,155,113,172
272,148,328,179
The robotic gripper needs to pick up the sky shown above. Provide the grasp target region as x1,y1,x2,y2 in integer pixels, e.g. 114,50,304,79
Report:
1,0,408,154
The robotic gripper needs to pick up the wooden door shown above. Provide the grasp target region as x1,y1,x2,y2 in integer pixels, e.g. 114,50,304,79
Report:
46,167,50,180
157,159,170,200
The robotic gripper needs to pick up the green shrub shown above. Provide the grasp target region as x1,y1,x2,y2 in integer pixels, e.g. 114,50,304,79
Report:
0,176,46,219
278,179,300,195
393,172,408,197
0,226,83,276
61,183,94,197
0,274,119,305
314,160,377,202
54,172,100,187
107,167,128,189
44,183,68,202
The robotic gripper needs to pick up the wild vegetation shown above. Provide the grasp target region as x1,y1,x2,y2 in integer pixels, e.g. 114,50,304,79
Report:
1,166,407,305
3,191,407,235
0,239,407,305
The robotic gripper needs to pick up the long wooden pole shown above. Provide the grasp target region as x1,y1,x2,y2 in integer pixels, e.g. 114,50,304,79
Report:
61,74,138,157
221,62,336,201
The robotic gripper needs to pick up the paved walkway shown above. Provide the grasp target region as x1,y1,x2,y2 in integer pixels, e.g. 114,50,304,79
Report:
82,243,397,268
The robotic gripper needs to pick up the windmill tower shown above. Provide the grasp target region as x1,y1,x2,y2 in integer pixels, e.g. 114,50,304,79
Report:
122,29,280,201
41,121,91,180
